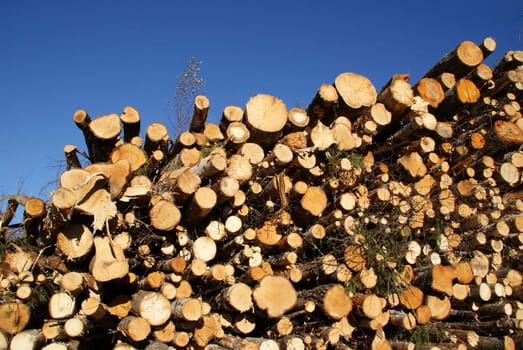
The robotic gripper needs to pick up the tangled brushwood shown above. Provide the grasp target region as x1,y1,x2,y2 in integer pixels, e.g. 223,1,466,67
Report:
1,38,523,350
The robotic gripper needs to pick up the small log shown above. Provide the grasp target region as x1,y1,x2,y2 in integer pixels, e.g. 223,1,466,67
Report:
215,282,253,312
377,75,414,117
184,187,217,222
437,79,481,119
120,106,141,142
244,93,288,147
425,295,451,320
0,303,31,335
73,109,95,161
8,329,44,350
220,105,243,132
90,236,129,282
306,83,338,124
149,199,181,232
287,107,310,130
118,316,151,342
56,224,94,261
415,77,445,108
111,143,147,172
424,40,484,80
63,144,82,170
334,72,377,120
64,316,90,338
85,159,131,200
226,121,250,146
171,297,202,322
131,290,171,326
88,113,122,162
253,275,297,318
189,95,210,133
48,292,75,319
144,122,169,155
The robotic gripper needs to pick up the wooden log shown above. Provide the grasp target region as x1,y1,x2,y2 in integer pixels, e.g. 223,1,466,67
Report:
56,224,93,261
172,297,202,322
8,329,44,350
63,144,83,170
415,77,445,108
149,199,181,232
90,236,129,282
244,93,288,147
334,72,377,120
131,290,171,326
377,75,414,117
189,95,210,133
253,275,297,318
306,83,338,124
437,79,481,119
424,40,484,80
215,282,253,312
287,107,310,130
88,113,122,162
0,303,30,335
118,316,151,342
220,105,243,132
225,121,250,146
144,122,169,155
73,109,95,161
110,143,147,172
85,159,131,200
120,106,141,142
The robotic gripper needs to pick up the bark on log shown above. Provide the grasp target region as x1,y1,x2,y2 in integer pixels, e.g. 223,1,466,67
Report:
244,94,288,147
334,72,377,120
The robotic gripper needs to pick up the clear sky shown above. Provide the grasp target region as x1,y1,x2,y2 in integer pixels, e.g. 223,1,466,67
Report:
1,1,522,206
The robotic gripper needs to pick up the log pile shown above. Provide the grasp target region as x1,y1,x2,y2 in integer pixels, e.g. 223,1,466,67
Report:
1,38,523,350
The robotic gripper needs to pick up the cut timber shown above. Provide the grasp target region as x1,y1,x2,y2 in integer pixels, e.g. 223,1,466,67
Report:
319,284,353,320
184,187,217,220
424,40,484,80
144,122,168,155
334,72,377,119
377,75,414,117
131,291,171,326
437,79,481,119
172,298,202,321
48,292,75,319
253,275,297,318
306,84,339,123
189,95,210,133
226,121,250,145
89,236,129,282
88,113,121,162
0,303,30,334
310,121,335,151
220,105,243,132
56,224,94,261
149,199,181,232
120,106,141,142
415,78,445,108
300,186,328,217
287,107,310,129
85,159,131,199
425,295,451,320
215,282,253,312
111,143,147,172
398,152,427,178
244,94,288,147
73,109,95,161
118,316,151,342
63,144,82,170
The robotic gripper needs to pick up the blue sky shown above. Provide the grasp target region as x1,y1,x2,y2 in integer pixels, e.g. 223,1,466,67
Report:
1,1,522,208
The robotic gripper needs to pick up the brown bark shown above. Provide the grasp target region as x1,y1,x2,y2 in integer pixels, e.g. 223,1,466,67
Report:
189,95,210,133
424,40,484,80
120,106,141,142
306,83,338,124
88,113,122,162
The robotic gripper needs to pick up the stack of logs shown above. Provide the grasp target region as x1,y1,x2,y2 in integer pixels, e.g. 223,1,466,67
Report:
2,37,523,350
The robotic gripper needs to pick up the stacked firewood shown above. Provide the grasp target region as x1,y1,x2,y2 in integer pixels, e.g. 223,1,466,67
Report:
1,38,523,350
